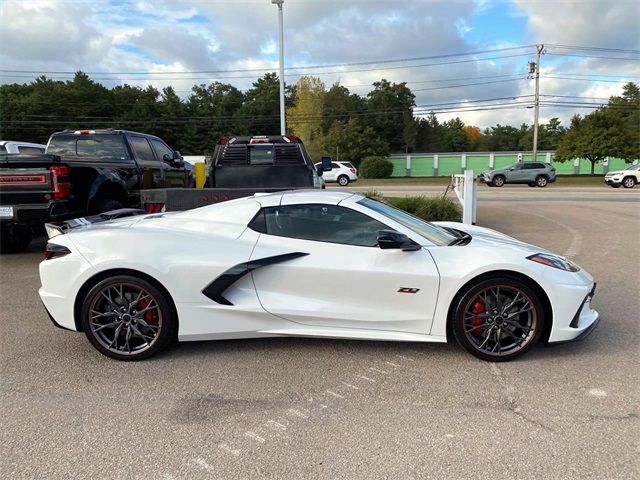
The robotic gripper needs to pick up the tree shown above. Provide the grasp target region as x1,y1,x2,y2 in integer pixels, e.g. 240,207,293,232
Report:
287,76,325,160
235,73,281,135
322,83,365,133
556,83,640,173
322,118,389,166
364,79,415,150
442,118,469,152
463,125,483,151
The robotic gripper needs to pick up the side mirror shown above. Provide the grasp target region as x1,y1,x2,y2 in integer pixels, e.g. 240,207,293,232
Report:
316,165,323,177
509,167,515,171
173,150,182,160
377,230,421,251
321,156,332,172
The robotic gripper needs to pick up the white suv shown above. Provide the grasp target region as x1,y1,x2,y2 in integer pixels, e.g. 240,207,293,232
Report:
604,163,640,188
314,161,358,186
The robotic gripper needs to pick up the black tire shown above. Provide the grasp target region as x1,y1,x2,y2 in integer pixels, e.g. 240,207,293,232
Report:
535,175,548,187
337,175,350,186
622,176,636,188
528,183,536,187
91,198,124,214
0,226,32,254
81,275,177,361
610,184,621,188
492,175,505,187
452,276,545,362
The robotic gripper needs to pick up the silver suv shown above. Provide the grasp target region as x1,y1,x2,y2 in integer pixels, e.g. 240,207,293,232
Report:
481,162,557,187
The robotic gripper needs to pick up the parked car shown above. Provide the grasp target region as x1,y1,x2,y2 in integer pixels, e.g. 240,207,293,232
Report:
40,190,598,362
480,162,556,187
0,140,46,154
314,160,358,186
0,129,187,253
604,163,640,188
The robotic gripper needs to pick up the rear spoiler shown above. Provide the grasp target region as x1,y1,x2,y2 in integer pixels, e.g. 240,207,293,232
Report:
44,208,145,239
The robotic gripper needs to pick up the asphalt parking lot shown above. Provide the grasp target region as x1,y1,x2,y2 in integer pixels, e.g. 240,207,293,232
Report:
1,185,638,479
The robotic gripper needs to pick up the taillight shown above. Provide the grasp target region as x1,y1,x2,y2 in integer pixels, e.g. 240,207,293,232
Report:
44,243,71,260
286,135,300,143
50,165,70,199
350,168,356,174
144,203,164,213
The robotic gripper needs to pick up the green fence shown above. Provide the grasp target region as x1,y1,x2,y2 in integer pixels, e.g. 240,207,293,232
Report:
387,151,635,177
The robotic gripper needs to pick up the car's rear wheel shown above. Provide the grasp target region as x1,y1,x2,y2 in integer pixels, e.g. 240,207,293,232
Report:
92,198,124,214
528,183,536,187
622,176,636,188
493,175,505,187
452,277,544,362
535,175,548,187
337,175,350,186
81,275,177,361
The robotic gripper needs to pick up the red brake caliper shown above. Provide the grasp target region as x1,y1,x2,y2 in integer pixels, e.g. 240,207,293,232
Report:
137,298,157,325
471,300,485,335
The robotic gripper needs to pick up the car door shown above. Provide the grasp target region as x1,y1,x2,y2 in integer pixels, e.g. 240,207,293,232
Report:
506,163,526,183
149,138,186,187
128,136,166,188
249,203,440,334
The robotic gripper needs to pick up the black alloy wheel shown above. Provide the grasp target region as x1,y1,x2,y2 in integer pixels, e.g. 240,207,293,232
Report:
452,277,544,361
81,275,176,360
493,175,505,187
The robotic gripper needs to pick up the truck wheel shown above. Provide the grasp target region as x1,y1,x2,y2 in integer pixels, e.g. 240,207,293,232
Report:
92,198,124,214
0,226,32,254
492,175,505,187
337,175,350,186
622,177,636,188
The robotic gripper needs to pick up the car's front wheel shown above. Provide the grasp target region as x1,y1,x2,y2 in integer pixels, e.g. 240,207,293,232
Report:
622,176,636,188
452,276,544,362
492,175,505,187
337,175,350,186
81,275,177,360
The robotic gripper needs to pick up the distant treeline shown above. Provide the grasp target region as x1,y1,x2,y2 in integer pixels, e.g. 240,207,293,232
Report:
0,73,637,172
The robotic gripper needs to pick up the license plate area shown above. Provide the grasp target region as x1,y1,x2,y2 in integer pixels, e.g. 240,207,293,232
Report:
0,206,14,218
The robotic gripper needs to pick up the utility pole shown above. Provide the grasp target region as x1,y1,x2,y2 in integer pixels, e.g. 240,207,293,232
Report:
272,0,286,135
531,44,544,162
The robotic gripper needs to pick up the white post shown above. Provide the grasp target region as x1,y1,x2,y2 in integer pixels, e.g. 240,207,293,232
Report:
406,154,411,177
433,154,439,176
462,170,475,225
545,152,551,164
461,153,467,173
489,152,495,169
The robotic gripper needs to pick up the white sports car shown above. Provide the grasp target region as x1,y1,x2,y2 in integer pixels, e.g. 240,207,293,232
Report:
39,190,599,362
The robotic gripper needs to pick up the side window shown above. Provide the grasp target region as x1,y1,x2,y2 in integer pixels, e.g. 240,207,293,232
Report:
261,204,389,247
18,146,44,154
331,162,340,169
514,163,523,170
150,138,174,162
129,137,156,162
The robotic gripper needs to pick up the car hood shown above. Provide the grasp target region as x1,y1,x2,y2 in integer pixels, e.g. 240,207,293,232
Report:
606,170,628,176
433,221,551,255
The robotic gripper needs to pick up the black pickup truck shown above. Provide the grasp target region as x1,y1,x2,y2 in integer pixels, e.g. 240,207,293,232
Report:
141,134,327,212
0,129,187,252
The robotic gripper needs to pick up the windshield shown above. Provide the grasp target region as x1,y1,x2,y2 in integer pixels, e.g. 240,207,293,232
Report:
625,164,640,171
357,197,456,246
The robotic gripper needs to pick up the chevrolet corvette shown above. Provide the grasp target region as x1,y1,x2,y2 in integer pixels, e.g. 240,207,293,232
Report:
39,190,599,361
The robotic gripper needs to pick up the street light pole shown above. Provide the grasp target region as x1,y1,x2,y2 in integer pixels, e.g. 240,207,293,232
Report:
272,0,286,135
531,44,544,162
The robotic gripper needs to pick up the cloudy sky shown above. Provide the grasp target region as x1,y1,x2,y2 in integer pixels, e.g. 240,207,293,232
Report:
1,0,638,128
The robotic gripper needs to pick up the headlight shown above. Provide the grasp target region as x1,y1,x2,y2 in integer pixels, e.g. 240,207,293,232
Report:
527,253,580,272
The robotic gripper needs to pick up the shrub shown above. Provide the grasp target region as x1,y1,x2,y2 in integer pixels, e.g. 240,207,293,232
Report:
362,189,385,201
359,156,394,178
388,196,461,222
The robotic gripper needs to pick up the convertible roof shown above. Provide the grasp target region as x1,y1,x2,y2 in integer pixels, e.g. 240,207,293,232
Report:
252,189,358,207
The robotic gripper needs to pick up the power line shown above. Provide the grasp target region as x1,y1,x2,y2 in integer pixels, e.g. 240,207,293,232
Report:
546,44,640,54
542,75,635,83
546,53,640,61
0,45,536,76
